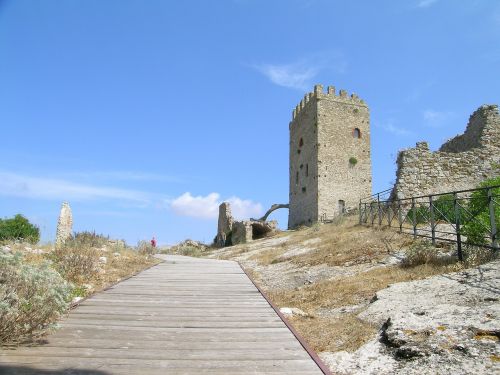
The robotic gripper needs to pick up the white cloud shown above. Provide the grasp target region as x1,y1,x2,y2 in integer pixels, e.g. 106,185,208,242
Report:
254,62,318,90
252,51,347,90
169,192,262,220
417,0,438,8
226,196,263,220
422,110,454,126
0,171,151,203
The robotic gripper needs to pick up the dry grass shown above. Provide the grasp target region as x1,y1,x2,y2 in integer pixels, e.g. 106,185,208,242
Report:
290,216,410,267
268,263,457,313
287,314,377,353
248,245,289,265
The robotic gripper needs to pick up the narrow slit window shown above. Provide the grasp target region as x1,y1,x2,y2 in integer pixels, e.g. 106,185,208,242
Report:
295,171,299,186
353,128,361,139
306,164,309,176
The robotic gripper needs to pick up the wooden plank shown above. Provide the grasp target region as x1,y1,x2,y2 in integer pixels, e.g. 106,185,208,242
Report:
0,357,322,372
0,347,312,360
16,338,304,350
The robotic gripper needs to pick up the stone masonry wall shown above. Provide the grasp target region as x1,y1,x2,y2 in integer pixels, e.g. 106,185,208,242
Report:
289,84,372,228
393,105,500,199
288,90,319,228
316,86,372,219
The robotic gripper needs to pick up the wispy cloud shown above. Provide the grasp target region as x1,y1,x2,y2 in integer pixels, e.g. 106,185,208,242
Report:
251,51,347,90
374,120,413,136
169,192,262,220
417,0,438,8
0,171,152,203
64,171,183,183
422,109,454,126
253,62,318,90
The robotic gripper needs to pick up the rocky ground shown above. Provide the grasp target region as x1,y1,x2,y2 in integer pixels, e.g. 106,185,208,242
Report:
204,217,500,374
321,260,500,374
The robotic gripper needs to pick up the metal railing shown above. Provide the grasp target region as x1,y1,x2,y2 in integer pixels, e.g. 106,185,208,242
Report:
359,185,499,261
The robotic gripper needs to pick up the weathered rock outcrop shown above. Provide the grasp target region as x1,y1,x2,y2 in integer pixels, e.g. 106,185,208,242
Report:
321,260,500,374
55,202,72,248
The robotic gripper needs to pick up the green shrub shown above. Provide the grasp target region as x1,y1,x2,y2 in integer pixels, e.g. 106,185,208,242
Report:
0,251,72,345
411,194,458,224
349,157,358,166
401,240,439,267
50,239,101,284
0,215,40,244
462,176,500,246
73,231,109,248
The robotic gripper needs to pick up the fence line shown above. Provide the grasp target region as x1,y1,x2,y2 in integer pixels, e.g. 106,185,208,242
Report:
359,185,500,261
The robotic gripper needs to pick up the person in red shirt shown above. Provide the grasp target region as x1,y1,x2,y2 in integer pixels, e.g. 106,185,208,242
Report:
151,236,157,248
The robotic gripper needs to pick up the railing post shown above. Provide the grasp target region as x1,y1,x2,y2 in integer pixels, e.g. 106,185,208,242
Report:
398,200,403,233
412,197,417,239
377,193,382,226
370,202,374,225
429,195,436,246
454,192,463,261
488,187,498,251
359,200,362,225
387,202,392,227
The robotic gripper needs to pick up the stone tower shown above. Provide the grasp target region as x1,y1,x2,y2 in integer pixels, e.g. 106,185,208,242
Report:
288,84,372,228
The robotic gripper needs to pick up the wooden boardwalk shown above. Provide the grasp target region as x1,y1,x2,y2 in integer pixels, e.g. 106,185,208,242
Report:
0,255,326,374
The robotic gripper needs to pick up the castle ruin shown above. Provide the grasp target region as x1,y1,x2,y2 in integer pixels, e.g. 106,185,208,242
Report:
392,104,500,199
55,201,73,248
288,84,372,228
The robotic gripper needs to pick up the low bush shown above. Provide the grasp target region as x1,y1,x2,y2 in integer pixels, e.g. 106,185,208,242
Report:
0,251,72,346
50,238,101,284
0,215,40,244
73,231,109,248
412,194,457,224
462,176,500,246
401,240,439,267
137,240,156,255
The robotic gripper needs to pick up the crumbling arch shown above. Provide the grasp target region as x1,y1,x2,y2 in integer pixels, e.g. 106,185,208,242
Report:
257,203,289,222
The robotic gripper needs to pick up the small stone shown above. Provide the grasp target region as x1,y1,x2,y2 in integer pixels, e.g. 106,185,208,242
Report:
280,307,307,317
99,256,107,264
72,296,84,304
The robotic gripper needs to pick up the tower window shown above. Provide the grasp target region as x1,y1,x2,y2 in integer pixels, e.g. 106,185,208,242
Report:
295,171,299,185
299,138,304,147
306,164,309,176
353,128,361,139
302,187,306,193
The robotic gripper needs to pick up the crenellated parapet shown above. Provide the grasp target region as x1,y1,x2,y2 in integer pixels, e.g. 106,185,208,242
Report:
291,84,367,121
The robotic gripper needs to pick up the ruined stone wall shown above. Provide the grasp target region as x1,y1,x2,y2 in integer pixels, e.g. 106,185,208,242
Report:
393,105,500,199
288,84,372,228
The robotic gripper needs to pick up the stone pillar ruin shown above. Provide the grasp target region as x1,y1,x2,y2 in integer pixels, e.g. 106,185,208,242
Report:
215,202,233,247
55,202,73,248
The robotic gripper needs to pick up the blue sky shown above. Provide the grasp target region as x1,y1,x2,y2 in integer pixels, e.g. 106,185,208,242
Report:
0,0,499,245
